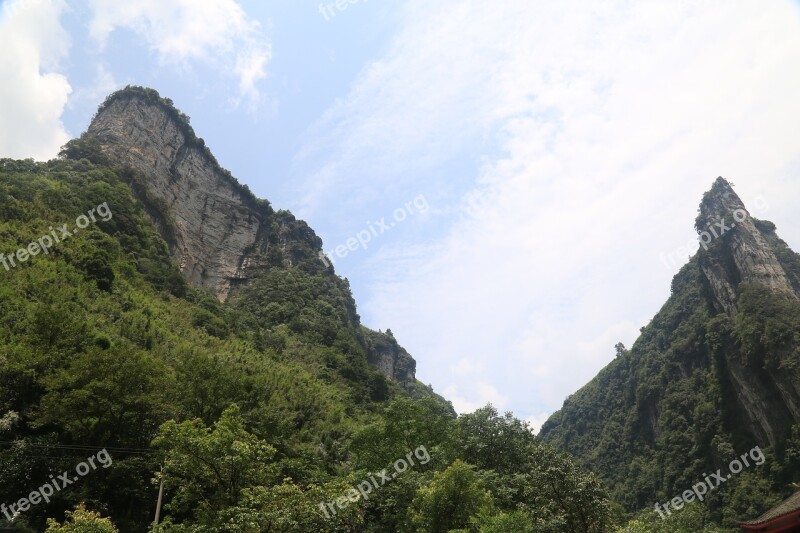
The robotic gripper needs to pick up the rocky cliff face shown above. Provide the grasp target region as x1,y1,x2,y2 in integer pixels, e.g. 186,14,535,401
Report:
81,86,418,387
694,179,800,449
86,90,274,301
696,177,798,315
363,329,417,385
539,177,800,510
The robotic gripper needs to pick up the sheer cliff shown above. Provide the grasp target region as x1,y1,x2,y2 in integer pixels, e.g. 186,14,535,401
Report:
86,87,278,301
74,86,421,388
695,179,798,314
540,178,800,518
0,86,470,532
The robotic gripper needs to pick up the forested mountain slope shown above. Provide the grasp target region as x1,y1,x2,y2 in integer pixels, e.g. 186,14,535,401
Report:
0,87,616,532
541,178,800,528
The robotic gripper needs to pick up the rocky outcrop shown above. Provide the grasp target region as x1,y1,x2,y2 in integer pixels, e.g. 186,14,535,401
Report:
539,177,800,510
690,178,799,449
723,346,800,449
696,177,798,315
363,328,417,387
86,88,274,301
82,87,418,386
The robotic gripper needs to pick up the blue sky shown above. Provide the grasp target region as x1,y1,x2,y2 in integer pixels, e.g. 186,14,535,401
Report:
2,0,800,431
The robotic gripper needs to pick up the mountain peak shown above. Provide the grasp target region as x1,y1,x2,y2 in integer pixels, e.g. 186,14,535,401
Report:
85,86,281,300
89,85,266,199
540,177,800,514
695,176,744,232
77,87,421,387
695,177,798,314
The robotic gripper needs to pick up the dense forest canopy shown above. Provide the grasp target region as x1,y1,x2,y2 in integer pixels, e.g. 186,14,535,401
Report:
0,152,613,531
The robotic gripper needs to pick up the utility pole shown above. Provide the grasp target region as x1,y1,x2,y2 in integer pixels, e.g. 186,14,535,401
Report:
154,465,165,527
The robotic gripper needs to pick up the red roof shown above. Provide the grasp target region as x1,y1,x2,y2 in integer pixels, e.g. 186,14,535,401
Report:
741,492,800,532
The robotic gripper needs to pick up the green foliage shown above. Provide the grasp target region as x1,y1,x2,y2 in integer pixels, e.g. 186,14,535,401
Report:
519,444,616,532
468,509,538,533
0,155,619,531
350,396,455,470
408,459,494,532
540,235,800,527
454,405,537,475
58,135,110,166
617,502,731,532
36,345,174,444
152,405,278,523
202,480,364,532
719,470,781,528
190,308,229,339
45,504,119,533
735,284,800,371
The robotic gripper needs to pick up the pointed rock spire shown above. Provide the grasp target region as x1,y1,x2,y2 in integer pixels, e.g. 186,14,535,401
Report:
696,177,797,314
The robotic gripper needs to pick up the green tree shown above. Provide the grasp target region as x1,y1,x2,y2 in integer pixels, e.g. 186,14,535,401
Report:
614,342,627,358
467,509,537,532
617,501,729,533
45,504,119,533
36,346,173,445
151,405,278,525
207,479,364,532
409,459,494,533
350,396,455,470
520,444,615,532
453,405,536,475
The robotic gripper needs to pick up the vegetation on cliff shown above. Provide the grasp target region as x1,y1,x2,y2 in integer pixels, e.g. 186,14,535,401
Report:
541,212,800,530
0,154,615,531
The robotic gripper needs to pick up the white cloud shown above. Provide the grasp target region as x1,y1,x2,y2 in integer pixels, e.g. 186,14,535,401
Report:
525,413,551,435
444,383,510,415
234,48,268,102
0,0,71,160
68,64,119,110
450,358,481,376
88,0,271,105
298,0,800,422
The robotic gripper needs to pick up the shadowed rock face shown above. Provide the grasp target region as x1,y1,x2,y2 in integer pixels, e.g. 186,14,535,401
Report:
363,329,417,385
697,177,798,315
87,93,272,301
694,180,800,448
83,88,419,387
539,177,800,509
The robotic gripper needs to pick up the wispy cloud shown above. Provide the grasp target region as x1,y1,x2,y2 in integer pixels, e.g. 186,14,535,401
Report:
68,64,119,110
88,0,271,106
295,0,800,421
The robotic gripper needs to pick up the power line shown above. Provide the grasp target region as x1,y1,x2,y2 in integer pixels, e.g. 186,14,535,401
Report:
0,441,157,455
